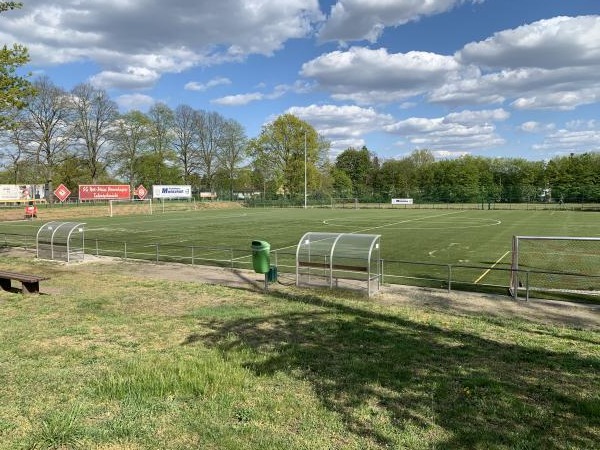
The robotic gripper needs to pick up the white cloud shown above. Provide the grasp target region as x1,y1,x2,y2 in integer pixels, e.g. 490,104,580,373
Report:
532,123,600,153
115,93,156,112
301,47,462,104
211,92,264,106
185,77,231,92
385,109,506,151
319,0,482,43
285,104,395,155
211,81,315,106
445,108,510,124
3,0,322,89
90,67,160,90
287,104,395,137
435,16,600,110
457,16,600,69
519,121,555,133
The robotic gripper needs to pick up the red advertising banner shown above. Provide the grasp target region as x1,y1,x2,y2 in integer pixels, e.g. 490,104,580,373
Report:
78,184,130,201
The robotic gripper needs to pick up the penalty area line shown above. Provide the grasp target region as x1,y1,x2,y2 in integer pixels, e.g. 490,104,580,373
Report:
473,250,510,284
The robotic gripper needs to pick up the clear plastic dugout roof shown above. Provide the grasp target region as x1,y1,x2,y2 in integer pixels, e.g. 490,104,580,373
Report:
37,221,86,262
296,232,381,296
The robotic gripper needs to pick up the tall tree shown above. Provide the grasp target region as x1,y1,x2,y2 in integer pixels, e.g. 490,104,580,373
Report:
0,2,33,130
195,110,226,192
217,118,247,200
70,82,118,183
111,110,151,189
173,104,200,185
148,102,175,184
251,113,322,198
334,146,375,197
0,124,27,183
19,76,73,200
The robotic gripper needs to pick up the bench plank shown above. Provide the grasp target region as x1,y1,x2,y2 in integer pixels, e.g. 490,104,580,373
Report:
0,270,49,294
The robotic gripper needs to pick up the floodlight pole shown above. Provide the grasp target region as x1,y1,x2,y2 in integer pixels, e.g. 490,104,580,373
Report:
304,129,307,209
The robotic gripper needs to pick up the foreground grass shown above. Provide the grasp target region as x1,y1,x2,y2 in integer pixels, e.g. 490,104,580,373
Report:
0,257,598,449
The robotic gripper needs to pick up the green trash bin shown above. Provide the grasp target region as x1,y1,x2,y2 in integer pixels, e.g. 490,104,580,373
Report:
251,240,270,274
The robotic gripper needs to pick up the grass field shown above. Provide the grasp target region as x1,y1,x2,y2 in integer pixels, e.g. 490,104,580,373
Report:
1,206,600,297
0,254,598,449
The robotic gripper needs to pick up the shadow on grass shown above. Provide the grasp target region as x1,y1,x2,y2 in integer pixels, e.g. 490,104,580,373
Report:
185,289,600,449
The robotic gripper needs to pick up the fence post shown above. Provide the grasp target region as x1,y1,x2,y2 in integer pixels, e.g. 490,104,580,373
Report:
231,248,234,269
95,239,99,256
381,259,384,285
447,264,452,292
191,246,195,265
124,242,127,260
156,243,160,263
525,271,529,302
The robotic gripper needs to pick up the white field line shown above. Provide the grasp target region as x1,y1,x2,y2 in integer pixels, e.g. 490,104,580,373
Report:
351,210,466,234
271,210,467,254
473,250,510,284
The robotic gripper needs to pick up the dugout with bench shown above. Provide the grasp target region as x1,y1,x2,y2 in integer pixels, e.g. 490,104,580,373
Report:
296,232,382,296
36,221,86,262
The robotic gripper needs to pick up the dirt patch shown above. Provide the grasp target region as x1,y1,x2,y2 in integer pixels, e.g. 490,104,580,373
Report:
2,247,598,330
0,201,243,222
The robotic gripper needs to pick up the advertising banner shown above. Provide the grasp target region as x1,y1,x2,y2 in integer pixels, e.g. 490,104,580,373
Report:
0,184,46,202
152,185,192,199
391,198,413,205
79,184,130,201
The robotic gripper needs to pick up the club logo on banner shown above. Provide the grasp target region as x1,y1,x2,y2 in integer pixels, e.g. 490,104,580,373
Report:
135,185,148,199
54,184,71,202
79,185,130,201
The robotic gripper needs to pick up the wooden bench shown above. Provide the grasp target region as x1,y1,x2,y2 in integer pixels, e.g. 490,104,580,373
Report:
0,270,49,294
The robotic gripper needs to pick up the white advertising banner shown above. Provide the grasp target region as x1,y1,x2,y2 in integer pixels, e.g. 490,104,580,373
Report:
391,198,413,205
0,184,46,201
152,185,192,199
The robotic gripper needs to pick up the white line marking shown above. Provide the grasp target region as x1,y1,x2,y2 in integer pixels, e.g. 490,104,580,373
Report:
474,250,510,284
272,211,467,253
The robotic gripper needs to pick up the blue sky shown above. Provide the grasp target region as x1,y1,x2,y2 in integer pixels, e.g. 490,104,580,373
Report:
3,0,600,161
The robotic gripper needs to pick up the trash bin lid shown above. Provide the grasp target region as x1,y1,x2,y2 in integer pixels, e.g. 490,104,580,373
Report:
251,240,270,250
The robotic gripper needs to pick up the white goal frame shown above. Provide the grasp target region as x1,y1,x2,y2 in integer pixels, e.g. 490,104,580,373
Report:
108,198,153,217
510,235,600,299
331,197,358,209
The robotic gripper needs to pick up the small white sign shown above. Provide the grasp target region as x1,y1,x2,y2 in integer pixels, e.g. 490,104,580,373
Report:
391,198,413,205
152,185,192,199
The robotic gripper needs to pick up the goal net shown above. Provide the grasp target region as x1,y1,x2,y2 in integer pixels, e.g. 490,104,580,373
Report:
109,198,153,217
510,235,600,298
331,197,358,209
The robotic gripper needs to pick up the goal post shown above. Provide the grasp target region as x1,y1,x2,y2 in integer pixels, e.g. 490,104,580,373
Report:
510,235,600,298
331,197,358,209
108,198,153,217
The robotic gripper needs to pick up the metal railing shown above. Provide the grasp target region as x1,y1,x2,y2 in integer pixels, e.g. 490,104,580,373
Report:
2,233,599,303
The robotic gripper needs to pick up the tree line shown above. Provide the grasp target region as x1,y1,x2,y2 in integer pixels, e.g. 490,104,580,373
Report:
1,75,599,204
331,147,600,204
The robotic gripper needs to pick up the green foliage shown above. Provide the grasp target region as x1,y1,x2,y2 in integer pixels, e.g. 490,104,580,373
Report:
251,113,325,198
0,2,33,130
334,146,376,197
134,151,181,187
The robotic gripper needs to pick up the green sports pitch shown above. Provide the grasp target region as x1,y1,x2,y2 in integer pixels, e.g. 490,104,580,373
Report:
1,207,599,294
